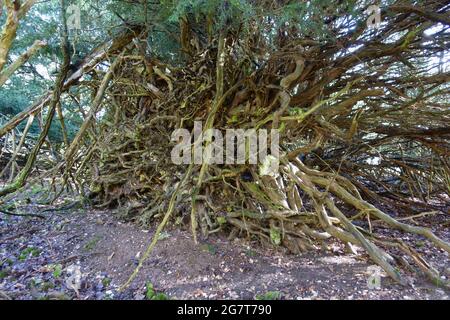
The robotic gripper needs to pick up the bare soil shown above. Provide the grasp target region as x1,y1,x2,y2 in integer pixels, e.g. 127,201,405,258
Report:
0,204,449,300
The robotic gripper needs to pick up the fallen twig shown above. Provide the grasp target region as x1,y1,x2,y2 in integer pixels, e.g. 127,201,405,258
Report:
0,208,46,219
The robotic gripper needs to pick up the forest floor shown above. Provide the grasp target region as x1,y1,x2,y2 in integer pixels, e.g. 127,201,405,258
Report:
0,198,449,300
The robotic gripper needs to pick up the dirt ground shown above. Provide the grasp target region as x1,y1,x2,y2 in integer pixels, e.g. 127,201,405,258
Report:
0,203,449,300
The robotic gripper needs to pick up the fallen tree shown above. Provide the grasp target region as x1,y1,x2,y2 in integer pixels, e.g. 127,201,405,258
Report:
1,0,449,288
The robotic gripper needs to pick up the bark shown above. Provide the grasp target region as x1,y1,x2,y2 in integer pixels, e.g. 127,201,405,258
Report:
0,39,46,86
0,0,37,71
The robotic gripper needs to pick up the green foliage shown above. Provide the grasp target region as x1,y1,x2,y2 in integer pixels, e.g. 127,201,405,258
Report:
217,216,226,225
145,282,169,300
102,277,112,287
41,281,55,292
157,231,171,240
289,107,305,116
165,0,254,27
256,291,281,300
30,184,44,195
0,269,10,280
18,247,41,261
50,264,63,278
1,0,392,141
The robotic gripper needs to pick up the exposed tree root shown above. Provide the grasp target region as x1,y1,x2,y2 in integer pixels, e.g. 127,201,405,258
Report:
1,2,449,289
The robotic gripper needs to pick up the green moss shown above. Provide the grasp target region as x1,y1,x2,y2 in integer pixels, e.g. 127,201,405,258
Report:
102,277,112,287
270,227,281,246
217,216,226,225
201,243,217,254
19,247,41,261
41,281,55,292
30,184,44,195
48,264,63,278
0,269,10,280
416,241,425,248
